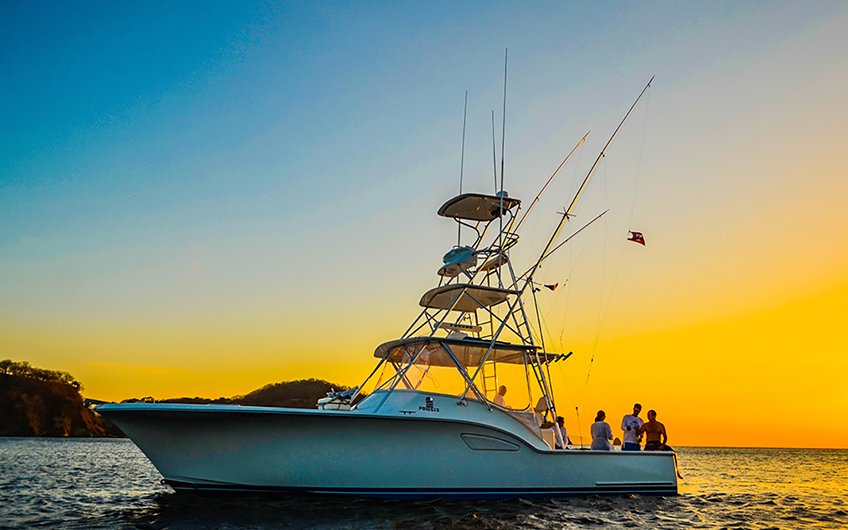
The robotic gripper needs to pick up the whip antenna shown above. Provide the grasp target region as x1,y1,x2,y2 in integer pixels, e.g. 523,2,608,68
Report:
499,48,508,195
498,49,509,269
491,110,498,192
575,406,584,448
458,90,468,246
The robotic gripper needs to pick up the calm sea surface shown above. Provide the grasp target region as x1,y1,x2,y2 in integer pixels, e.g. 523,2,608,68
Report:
0,438,845,529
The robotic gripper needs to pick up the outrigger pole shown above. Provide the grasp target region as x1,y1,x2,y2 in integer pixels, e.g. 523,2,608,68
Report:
528,208,609,276
539,75,654,273
459,76,655,414
513,131,590,234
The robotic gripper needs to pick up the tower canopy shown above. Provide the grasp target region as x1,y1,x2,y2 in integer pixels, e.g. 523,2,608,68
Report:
437,193,520,222
375,336,538,367
419,284,516,312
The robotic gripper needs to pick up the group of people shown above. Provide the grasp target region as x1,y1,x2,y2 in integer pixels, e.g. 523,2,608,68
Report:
491,387,668,452
591,403,669,451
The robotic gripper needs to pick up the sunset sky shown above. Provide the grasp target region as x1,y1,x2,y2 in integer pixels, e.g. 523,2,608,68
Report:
2,1,846,449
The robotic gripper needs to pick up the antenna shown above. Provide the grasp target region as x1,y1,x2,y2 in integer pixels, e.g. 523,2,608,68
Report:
497,49,508,270
458,90,468,246
499,48,508,194
491,110,498,193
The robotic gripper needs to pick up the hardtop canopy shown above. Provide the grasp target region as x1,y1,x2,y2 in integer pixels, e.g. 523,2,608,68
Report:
375,336,568,367
419,284,517,312
437,193,521,222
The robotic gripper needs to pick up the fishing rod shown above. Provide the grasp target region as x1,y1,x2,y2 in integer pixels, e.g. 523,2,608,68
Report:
536,209,609,268
524,209,609,406
513,132,590,234
514,208,609,295
458,76,655,413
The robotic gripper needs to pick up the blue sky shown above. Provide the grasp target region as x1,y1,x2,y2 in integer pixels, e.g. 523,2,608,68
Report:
3,0,845,318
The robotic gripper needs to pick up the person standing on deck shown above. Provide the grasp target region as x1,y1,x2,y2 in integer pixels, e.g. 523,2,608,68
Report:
637,409,668,451
621,403,644,451
493,385,507,407
590,410,614,450
555,416,571,449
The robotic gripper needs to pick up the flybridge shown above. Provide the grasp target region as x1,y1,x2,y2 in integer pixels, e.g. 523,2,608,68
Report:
357,187,569,411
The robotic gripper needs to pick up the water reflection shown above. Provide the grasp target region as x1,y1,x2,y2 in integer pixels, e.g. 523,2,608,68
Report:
114,491,670,529
2,439,846,529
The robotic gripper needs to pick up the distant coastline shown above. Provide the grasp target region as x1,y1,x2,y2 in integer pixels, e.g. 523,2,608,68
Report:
3,360,840,450
0,359,352,438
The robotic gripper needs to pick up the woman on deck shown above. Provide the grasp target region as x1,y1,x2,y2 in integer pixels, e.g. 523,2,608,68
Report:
590,410,614,450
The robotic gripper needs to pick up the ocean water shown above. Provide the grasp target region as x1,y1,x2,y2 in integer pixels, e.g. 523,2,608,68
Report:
0,439,845,529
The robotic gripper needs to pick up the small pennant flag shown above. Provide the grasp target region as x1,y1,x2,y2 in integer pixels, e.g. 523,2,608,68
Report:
628,231,646,246
544,283,558,291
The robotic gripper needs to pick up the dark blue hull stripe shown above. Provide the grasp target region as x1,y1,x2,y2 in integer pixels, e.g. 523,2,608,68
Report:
164,480,677,498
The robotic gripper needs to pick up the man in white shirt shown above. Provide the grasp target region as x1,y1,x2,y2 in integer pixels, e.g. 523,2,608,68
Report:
621,403,644,451
493,385,507,407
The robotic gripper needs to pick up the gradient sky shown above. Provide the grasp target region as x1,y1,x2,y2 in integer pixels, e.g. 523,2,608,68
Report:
2,1,846,448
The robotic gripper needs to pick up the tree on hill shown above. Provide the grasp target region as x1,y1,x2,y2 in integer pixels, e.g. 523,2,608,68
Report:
0,359,108,436
236,378,352,408
144,379,358,408
0,359,82,390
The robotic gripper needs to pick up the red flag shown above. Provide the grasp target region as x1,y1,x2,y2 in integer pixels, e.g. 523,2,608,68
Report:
628,231,645,246
544,283,558,291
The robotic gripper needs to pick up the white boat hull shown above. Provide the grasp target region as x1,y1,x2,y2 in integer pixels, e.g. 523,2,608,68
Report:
98,392,678,498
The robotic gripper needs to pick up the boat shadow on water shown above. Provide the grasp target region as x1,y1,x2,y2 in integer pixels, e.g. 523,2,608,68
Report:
113,490,691,529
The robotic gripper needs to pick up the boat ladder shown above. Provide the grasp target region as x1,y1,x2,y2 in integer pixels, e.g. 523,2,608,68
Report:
482,359,498,397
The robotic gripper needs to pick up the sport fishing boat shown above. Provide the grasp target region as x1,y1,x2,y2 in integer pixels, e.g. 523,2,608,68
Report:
96,77,678,498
